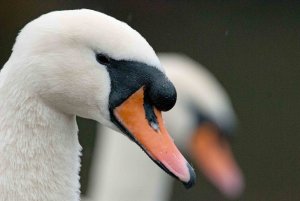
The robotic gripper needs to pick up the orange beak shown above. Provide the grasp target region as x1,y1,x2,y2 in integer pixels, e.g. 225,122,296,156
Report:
113,87,195,188
189,123,244,198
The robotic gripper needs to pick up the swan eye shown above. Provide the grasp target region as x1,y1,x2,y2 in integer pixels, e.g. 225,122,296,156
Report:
96,54,111,65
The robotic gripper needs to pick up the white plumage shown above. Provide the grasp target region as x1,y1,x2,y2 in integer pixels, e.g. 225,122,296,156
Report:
0,10,192,201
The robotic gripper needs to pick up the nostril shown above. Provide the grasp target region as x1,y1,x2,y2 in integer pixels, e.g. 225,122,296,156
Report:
146,78,177,111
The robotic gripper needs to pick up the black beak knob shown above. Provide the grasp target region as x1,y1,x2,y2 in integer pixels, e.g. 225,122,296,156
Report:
146,76,177,111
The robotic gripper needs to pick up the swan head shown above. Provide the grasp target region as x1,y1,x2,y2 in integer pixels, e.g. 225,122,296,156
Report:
6,10,195,188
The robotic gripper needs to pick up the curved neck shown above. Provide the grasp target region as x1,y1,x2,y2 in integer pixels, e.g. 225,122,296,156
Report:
0,85,81,201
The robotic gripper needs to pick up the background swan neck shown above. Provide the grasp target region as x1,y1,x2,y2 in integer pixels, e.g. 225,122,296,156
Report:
0,88,82,201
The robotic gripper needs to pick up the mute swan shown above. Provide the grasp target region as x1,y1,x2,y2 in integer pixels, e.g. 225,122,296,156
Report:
0,10,195,201
84,53,244,201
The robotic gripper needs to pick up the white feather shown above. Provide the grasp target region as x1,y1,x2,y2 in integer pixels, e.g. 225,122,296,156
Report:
0,9,162,201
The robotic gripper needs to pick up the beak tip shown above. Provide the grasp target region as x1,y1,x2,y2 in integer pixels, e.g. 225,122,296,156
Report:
221,171,245,198
182,163,196,189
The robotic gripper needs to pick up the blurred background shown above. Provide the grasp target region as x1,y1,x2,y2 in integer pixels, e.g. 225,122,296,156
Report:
1,1,299,200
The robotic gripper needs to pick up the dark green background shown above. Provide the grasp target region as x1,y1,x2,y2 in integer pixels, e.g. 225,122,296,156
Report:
1,1,299,200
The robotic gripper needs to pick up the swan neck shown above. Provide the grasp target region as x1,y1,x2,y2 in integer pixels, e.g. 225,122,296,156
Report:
0,87,82,201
